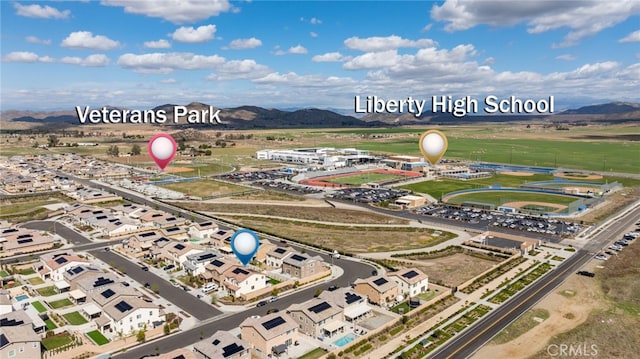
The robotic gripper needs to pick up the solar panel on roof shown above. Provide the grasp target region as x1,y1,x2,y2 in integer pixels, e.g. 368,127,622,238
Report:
54,257,68,264
17,238,34,244
200,222,212,226
198,253,216,261
108,218,118,223
166,227,179,232
211,259,224,267
140,232,156,237
345,292,362,304
402,270,419,279
174,244,185,250
212,339,221,345
222,343,244,357
274,248,286,254
0,318,24,327
101,289,115,298
152,214,162,218
216,230,227,235
72,267,84,274
16,234,32,239
173,355,185,359
96,215,108,220
308,301,331,313
166,217,176,221
93,277,115,287
262,316,286,330
2,228,18,233
114,300,132,312
373,278,388,286
232,268,249,275
92,210,104,214
290,254,306,261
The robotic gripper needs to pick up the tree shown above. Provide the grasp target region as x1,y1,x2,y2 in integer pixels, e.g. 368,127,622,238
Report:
163,323,170,335
131,144,141,156
136,329,146,342
47,135,59,147
220,142,227,148
107,145,120,157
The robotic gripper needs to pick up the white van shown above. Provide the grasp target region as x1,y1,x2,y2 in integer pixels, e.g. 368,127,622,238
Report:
202,283,218,293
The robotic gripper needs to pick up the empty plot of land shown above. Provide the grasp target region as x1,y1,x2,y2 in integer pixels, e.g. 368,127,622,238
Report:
159,180,253,197
218,216,453,253
406,253,503,287
174,202,408,225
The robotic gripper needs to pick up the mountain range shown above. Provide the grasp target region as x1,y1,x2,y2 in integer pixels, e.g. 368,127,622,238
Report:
1,102,639,130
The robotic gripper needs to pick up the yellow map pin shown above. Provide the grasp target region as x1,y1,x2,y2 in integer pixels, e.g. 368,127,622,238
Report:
419,130,448,166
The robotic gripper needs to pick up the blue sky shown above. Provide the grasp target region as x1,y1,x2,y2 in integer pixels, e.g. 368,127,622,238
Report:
1,0,639,111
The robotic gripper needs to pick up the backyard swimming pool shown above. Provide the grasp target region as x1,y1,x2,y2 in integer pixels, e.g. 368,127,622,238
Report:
333,333,357,347
15,294,29,301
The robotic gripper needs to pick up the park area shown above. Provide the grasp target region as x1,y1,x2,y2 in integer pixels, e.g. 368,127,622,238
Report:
158,179,254,198
443,191,578,212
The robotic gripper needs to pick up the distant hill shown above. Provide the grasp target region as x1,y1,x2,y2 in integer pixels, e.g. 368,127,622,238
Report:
2,101,638,130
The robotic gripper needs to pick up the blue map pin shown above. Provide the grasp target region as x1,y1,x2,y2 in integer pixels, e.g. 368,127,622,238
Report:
230,229,260,266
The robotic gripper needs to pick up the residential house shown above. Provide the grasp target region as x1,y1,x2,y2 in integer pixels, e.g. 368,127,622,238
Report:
160,242,203,267
0,228,57,258
193,330,251,359
0,310,46,336
281,253,327,280
0,291,11,315
287,298,343,339
222,266,266,298
188,221,219,243
210,229,233,248
0,325,41,359
353,276,399,308
265,247,296,269
183,251,219,276
35,252,89,281
319,287,372,323
255,241,277,263
240,312,297,355
102,296,161,335
157,348,198,359
389,268,429,298
162,226,189,241
200,257,237,285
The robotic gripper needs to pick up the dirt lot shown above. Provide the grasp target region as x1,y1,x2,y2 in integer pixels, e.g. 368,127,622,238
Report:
500,171,535,176
397,252,502,287
475,236,640,359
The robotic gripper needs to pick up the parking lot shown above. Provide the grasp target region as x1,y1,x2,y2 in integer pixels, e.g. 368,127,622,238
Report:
329,188,410,203
220,170,288,182
414,204,582,237
254,179,323,194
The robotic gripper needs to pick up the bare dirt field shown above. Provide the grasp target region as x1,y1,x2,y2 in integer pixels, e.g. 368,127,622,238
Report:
164,166,194,173
555,172,603,180
396,252,503,287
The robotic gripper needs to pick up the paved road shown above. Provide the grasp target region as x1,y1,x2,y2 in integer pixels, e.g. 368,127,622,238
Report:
429,204,640,359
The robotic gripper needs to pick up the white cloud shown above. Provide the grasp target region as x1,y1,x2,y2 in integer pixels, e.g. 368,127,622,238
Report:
3,52,45,63
61,31,120,50
567,61,619,79
275,45,308,55
421,24,433,32
228,37,262,49
144,39,171,49
253,72,355,88
556,54,576,61
619,29,640,43
344,35,437,52
26,36,51,45
312,52,351,62
310,17,322,25
160,78,177,84
207,59,270,80
61,54,110,67
101,0,231,24
117,52,225,73
310,32,318,38
171,25,216,43
14,3,70,19
431,0,640,47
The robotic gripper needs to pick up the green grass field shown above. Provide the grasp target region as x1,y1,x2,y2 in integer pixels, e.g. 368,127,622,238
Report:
45,318,58,330
27,277,45,285
48,298,73,309
350,136,640,174
325,172,405,185
0,270,9,277
42,333,73,350
32,301,47,313
445,191,579,207
86,330,110,345
63,311,88,325
36,286,57,297
401,173,554,198
159,179,254,197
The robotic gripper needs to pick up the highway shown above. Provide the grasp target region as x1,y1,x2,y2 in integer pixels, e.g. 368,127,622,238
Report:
428,204,640,359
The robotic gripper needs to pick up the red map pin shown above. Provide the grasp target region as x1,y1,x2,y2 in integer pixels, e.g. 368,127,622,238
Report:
148,133,177,170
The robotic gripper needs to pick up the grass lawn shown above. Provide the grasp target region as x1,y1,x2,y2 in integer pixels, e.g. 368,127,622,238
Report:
0,199,60,217
86,330,110,345
445,191,578,207
32,301,47,313
492,308,550,344
63,311,88,325
42,333,74,350
326,172,405,186
390,301,412,314
37,286,58,297
18,268,36,275
159,179,253,197
0,270,9,277
44,318,58,330
268,277,281,285
299,348,328,359
48,298,73,309
416,290,440,302
27,276,45,285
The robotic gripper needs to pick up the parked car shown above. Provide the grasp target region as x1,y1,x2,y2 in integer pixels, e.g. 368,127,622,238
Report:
594,254,608,261
327,285,338,291
266,308,279,314
256,300,267,307
577,271,595,277
140,265,149,271
163,264,175,271
267,296,278,303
